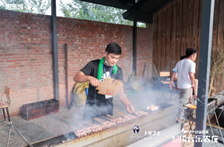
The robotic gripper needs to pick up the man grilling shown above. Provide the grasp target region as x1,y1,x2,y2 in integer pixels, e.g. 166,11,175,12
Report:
73,42,135,122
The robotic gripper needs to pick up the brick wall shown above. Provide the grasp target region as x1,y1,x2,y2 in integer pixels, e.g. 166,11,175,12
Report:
0,10,153,116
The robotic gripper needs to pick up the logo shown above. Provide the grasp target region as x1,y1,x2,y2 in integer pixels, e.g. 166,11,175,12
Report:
133,125,140,133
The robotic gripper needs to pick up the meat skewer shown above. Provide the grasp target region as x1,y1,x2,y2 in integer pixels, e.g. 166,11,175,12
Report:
80,123,95,135
117,112,137,122
75,122,104,138
80,123,93,135
102,120,116,129
85,121,103,133
89,123,103,133
74,123,88,138
106,115,126,124
94,118,116,129
101,115,123,124
134,111,148,117
75,111,148,138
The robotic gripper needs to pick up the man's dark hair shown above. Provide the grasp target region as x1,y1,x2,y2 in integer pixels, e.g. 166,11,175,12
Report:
105,42,122,55
186,48,197,57
180,55,186,60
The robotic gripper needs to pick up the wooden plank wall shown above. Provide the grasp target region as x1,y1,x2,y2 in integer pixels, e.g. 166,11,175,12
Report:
153,0,224,93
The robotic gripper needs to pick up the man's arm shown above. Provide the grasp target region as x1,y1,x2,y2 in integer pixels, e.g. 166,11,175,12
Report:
73,71,90,82
169,72,176,89
189,62,196,100
115,68,134,113
73,71,99,87
170,71,176,82
189,72,196,99
189,72,195,87
118,89,135,113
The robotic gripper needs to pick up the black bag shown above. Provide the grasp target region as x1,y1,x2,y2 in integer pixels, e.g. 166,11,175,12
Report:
215,105,224,128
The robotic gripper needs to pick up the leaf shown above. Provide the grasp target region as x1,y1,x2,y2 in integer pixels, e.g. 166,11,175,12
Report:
59,0,145,27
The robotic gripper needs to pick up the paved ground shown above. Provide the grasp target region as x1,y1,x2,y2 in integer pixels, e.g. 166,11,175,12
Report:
0,106,85,147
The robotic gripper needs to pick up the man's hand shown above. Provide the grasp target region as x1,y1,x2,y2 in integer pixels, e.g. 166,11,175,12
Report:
126,104,135,113
169,82,174,89
189,98,192,104
194,95,197,100
88,76,99,87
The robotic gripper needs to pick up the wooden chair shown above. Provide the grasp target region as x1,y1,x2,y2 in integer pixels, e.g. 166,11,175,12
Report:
159,71,171,84
0,86,33,147
159,71,175,98
0,86,11,121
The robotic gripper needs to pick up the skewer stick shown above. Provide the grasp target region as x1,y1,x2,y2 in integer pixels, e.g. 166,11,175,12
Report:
66,123,79,131
106,114,117,119
117,112,127,117
102,116,113,121
94,118,104,125
85,122,96,126
131,113,136,116
76,123,85,129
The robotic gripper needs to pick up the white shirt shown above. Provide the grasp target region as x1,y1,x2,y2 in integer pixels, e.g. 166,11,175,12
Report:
174,59,196,89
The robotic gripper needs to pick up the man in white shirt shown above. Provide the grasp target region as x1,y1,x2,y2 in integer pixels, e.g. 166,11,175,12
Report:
170,48,197,122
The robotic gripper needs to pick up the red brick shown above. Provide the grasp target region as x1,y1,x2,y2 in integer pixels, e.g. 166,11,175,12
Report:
0,9,152,116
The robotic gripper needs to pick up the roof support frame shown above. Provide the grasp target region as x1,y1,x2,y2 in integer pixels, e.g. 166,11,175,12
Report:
132,0,137,74
195,0,215,146
51,0,59,101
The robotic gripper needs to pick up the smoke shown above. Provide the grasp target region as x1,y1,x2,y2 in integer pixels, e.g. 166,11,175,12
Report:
120,62,183,125
82,99,115,122
125,85,175,110
59,62,182,143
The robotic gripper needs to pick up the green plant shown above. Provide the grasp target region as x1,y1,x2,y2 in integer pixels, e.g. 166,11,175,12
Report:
209,49,224,96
